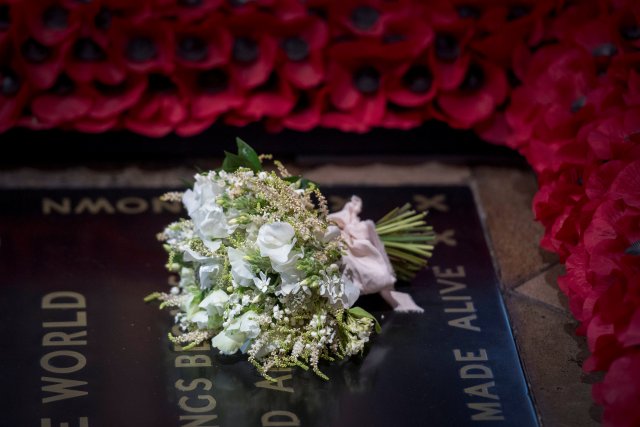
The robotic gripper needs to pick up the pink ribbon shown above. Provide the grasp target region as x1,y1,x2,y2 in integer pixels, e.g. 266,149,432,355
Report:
328,196,423,313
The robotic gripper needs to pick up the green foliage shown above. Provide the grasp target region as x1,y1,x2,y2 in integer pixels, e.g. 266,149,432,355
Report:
222,137,263,173
348,306,381,333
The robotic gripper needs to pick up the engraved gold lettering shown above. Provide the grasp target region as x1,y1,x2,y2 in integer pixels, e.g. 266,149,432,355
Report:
41,377,88,403
74,198,115,214
43,311,87,329
255,374,294,393
460,364,493,379
448,314,481,332
42,198,71,215
178,415,219,427
465,381,499,400
433,265,466,278
261,411,301,426
41,351,86,374
40,417,89,427
453,349,488,362
42,292,86,310
468,402,505,421
116,197,148,214
175,355,212,368
43,331,87,347
175,378,213,392
152,197,182,214
178,395,217,413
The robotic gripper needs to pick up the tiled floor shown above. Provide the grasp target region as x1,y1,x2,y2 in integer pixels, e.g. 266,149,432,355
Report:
0,161,599,426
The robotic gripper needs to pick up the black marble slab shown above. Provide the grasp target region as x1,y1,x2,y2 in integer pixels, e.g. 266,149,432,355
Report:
0,186,538,427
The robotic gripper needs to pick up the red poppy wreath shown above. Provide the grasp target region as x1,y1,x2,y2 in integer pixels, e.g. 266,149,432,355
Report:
1,0,639,425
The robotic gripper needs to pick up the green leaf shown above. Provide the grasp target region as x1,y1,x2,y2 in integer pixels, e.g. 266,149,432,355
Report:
348,306,381,333
221,138,263,173
236,137,262,172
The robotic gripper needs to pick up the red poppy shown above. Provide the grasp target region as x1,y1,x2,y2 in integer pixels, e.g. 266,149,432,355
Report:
64,35,126,85
86,74,147,121
109,17,175,74
328,0,414,39
226,12,278,90
436,59,507,129
587,108,640,161
325,47,399,131
0,63,29,132
12,28,69,90
123,73,188,137
173,15,232,70
273,15,328,89
175,66,244,124
157,0,223,22
30,73,93,126
240,71,296,120
593,350,640,427
267,88,327,132
19,0,81,47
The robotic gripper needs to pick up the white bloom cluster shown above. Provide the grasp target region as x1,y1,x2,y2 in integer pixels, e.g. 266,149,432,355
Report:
152,167,373,380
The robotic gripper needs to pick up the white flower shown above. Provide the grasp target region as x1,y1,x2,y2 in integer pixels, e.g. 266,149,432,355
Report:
252,271,271,293
183,174,224,216
319,271,360,308
190,310,209,329
257,222,296,265
227,247,255,287
199,289,229,316
273,250,305,285
192,202,234,240
198,259,224,289
178,267,196,289
211,311,260,355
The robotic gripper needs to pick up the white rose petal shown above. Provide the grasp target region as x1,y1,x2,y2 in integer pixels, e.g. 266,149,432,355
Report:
257,222,296,265
190,310,209,329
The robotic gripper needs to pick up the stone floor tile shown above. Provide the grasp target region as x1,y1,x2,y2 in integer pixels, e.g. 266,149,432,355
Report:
304,162,471,185
514,264,570,314
505,292,602,427
472,167,557,289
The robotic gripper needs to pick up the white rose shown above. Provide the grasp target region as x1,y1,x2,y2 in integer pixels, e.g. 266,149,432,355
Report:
192,202,233,240
273,250,304,286
211,330,246,355
257,222,296,265
227,247,255,287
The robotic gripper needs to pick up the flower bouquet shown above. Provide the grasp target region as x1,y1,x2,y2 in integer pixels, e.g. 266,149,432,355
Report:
146,139,434,381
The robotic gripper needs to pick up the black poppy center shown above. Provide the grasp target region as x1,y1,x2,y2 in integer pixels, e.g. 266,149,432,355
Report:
0,5,11,31
178,37,208,62
197,69,229,93
571,96,586,113
382,33,405,44
456,5,481,19
94,80,128,96
73,38,105,62
228,0,250,6
402,65,432,94
283,37,309,62
126,37,158,63
353,66,380,94
148,73,175,93
621,24,640,41
292,91,311,113
179,0,203,7
626,240,640,255
460,63,485,91
94,7,111,30
233,37,259,63
21,38,51,63
1,69,20,97
435,33,460,62
351,6,379,31
507,5,531,21
50,74,75,96
43,5,69,30
593,43,617,57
